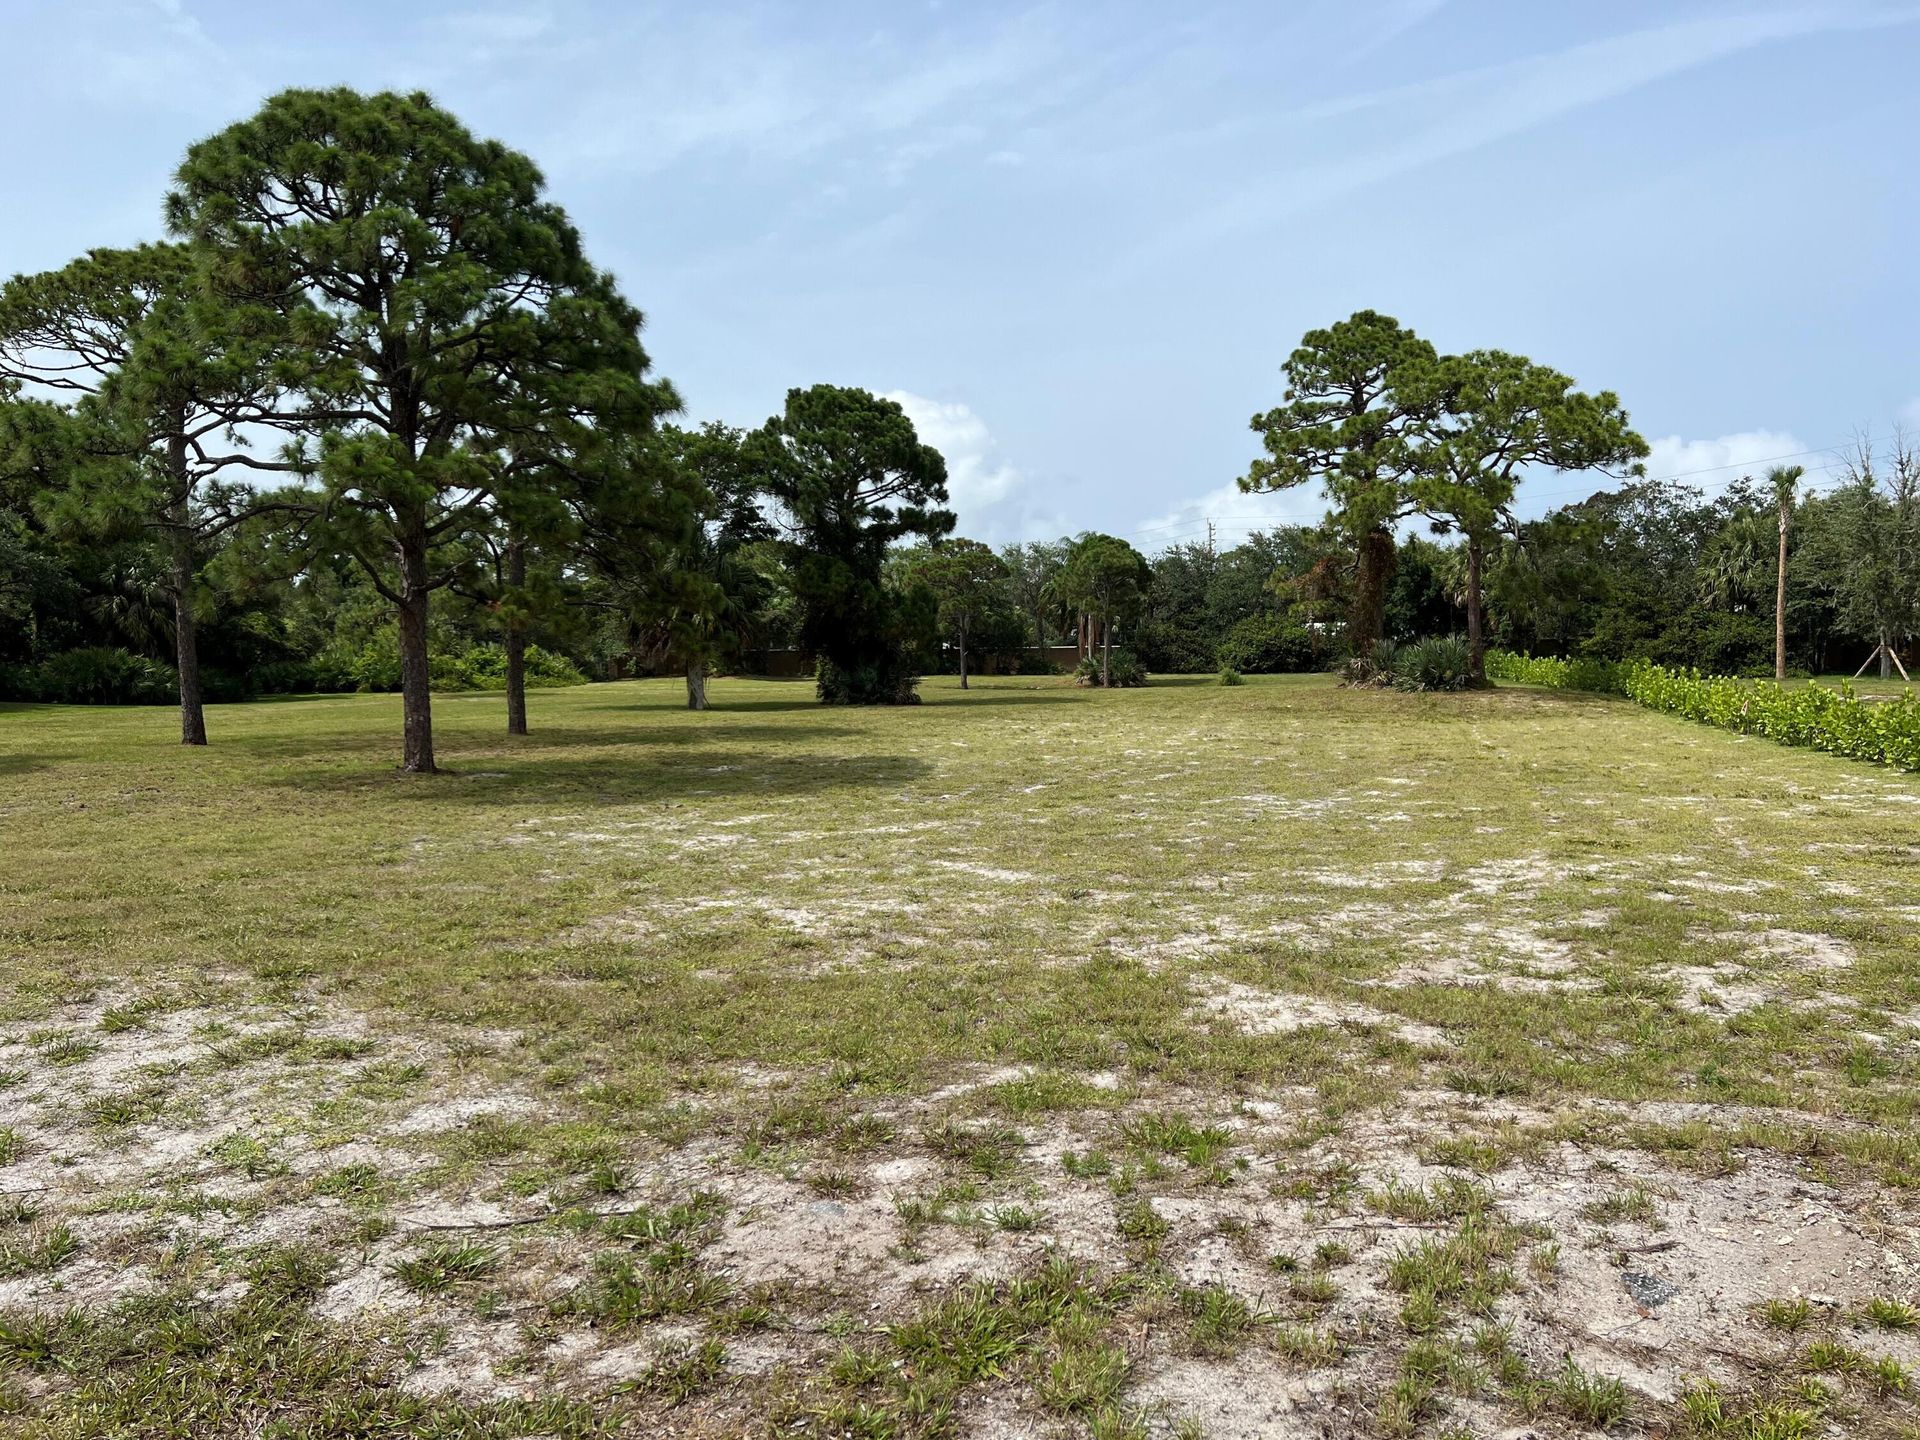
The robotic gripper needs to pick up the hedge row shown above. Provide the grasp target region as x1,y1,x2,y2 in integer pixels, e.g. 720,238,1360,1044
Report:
1483,651,1627,694
1487,649,1920,773
1623,663,1920,771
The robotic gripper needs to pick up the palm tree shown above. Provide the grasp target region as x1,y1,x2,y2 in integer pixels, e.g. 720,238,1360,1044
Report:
1696,514,1770,613
1768,465,1804,681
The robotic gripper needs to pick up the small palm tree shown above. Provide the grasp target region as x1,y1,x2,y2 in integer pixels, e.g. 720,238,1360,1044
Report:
1696,514,1770,613
1768,465,1804,681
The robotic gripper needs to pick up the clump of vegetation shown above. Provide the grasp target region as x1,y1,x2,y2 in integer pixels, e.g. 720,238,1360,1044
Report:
1073,649,1148,688
391,1241,499,1294
641,1337,728,1403
1551,1358,1629,1427
1486,650,1626,693
1755,1296,1814,1331
1627,663,1920,771
1862,1294,1919,1330
1216,665,1244,686
0,1222,79,1278
1345,635,1475,691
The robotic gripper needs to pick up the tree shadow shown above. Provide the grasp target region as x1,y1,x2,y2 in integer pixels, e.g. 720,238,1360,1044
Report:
220,720,854,762
269,745,934,806
707,690,1088,712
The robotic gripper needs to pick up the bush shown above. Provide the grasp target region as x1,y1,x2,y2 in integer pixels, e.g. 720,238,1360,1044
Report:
1623,663,1920,772
319,637,587,694
1073,649,1148,688
1341,636,1472,692
0,647,176,705
431,644,587,692
1218,666,1244,686
1489,648,1920,773
1215,613,1316,674
1339,643,1398,689
244,658,355,696
1485,651,1627,694
1132,619,1215,675
1391,635,1473,692
817,654,922,705
1653,610,1772,675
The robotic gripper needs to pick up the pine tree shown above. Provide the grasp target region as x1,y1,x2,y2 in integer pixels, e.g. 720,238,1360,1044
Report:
167,87,679,770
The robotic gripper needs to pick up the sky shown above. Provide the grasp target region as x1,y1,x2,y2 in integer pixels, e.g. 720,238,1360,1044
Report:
5,0,1919,548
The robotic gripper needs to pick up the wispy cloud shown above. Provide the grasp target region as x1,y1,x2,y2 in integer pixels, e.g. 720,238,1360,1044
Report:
883,389,1066,543
1129,476,1330,553
1123,4,1920,267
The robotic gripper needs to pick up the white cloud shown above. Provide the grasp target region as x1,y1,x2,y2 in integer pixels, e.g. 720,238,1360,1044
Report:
1628,428,1837,501
882,389,1065,543
1128,477,1330,554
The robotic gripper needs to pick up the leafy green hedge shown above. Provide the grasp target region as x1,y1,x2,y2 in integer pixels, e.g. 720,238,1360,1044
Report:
1484,651,1627,694
1623,664,1920,771
1488,649,1920,773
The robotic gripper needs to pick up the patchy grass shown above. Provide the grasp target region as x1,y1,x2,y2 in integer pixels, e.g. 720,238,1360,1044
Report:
4,674,1920,1436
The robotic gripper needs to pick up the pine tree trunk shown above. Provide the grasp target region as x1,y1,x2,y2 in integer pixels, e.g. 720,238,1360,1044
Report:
958,613,969,690
686,661,708,710
1775,498,1789,682
1881,629,1893,680
1465,538,1486,686
505,535,528,736
396,517,436,774
1101,611,1112,688
1351,525,1396,659
167,502,207,747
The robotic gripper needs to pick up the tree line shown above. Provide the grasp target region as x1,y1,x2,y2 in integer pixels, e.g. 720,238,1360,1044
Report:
0,89,981,770
5,99,1913,768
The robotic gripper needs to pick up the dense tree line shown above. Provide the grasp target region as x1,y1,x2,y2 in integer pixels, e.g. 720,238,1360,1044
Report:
7,133,1915,752
0,89,971,766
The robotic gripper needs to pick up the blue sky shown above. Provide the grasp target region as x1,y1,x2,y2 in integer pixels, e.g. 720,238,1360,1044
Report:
6,0,1918,546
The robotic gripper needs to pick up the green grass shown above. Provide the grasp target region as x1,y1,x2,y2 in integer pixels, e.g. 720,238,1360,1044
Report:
4,673,1920,1434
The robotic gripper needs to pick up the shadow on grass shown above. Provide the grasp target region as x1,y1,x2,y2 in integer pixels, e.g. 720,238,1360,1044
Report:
224,720,854,761
602,690,1090,714
262,744,934,806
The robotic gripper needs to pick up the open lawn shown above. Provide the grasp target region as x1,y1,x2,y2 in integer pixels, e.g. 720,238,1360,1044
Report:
3,675,1919,1438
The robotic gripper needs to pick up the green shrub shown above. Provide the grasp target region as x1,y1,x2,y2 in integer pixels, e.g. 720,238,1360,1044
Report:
1391,635,1473,692
1623,663,1920,772
1485,651,1626,694
1340,644,1398,688
431,644,586,692
0,648,176,705
1073,650,1148,688
1490,649,1920,774
1215,613,1316,674
1217,666,1244,686
322,638,587,694
1342,636,1472,692
816,654,922,705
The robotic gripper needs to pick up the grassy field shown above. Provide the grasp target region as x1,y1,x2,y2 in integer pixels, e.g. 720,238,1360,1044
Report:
1817,673,1917,699
3,674,1919,1438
